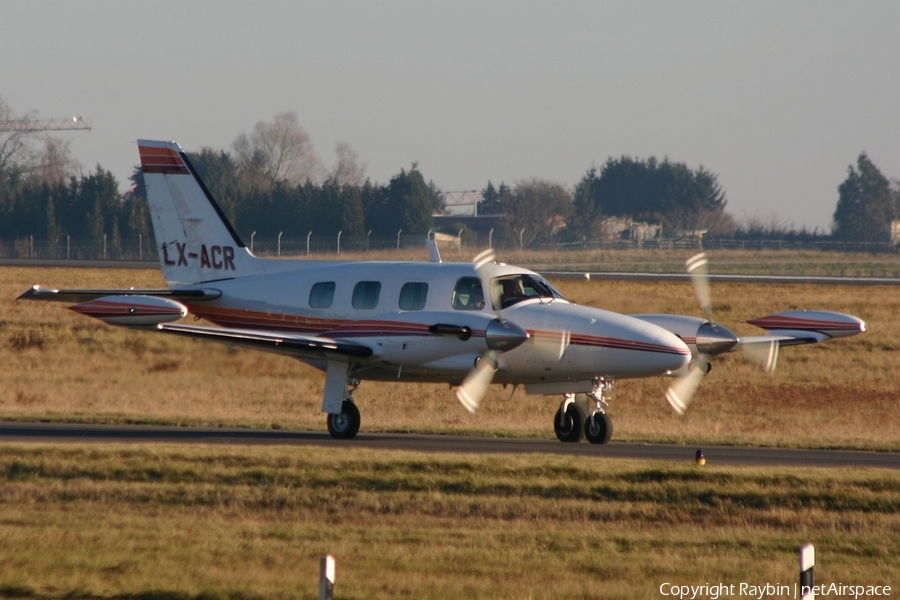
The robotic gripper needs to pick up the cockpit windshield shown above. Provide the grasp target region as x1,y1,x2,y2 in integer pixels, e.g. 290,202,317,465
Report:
490,274,565,310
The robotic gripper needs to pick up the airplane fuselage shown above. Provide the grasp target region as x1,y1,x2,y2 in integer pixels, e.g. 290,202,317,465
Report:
178,258,692,385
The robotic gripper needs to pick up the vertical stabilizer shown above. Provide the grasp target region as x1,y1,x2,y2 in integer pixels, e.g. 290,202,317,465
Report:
138,139,263,287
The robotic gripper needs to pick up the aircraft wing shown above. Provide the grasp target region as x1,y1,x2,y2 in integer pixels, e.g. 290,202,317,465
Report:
18,286,221,302
156,323,374,361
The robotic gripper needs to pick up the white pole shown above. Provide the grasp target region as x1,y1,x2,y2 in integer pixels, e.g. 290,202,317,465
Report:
250,231,256,254
307,231,312,256
488,228,494,249
799,543,814,600
397,229,402,250
319,554,335,600
278,231,283,257
337,230,342,254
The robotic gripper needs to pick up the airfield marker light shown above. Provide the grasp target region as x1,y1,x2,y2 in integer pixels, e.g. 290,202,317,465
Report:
319,554,335,600
695,449,706,465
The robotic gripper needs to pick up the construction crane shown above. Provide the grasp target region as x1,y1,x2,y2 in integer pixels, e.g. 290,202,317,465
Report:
0,116,91,132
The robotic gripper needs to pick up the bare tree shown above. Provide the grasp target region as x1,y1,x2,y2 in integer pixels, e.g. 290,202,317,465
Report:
30,135,81,185
328,141,367,187
503,179,573,246
0,97,37,173
232,112,323,186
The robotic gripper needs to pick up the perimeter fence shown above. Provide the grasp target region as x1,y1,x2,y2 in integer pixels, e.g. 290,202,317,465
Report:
0,233,895,262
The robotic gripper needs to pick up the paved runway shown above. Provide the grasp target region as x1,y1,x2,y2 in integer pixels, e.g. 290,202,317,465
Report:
1,422,898,469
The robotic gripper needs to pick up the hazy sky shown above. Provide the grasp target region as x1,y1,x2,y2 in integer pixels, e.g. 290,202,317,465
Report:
3,1,899,232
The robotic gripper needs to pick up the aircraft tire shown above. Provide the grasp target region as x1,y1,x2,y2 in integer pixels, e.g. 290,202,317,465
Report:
327,401,361,439
553,404,585,443
585,412,613,445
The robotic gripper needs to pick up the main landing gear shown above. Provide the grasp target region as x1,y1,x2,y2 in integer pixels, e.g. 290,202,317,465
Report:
553,379,614,444
326,378,361,440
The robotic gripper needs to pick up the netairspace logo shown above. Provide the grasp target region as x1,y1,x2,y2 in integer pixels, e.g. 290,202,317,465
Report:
659,582,892,599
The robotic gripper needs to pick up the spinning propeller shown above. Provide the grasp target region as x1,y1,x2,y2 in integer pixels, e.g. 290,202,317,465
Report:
665,253,779,415
456,250,529,412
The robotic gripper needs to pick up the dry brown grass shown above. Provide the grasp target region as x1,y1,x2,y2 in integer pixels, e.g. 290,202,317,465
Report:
1,262,898,449
1,443,898,600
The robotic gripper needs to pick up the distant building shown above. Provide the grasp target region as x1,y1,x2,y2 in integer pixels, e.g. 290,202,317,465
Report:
891,220,900,248
598,218,660,243
442,191,483,216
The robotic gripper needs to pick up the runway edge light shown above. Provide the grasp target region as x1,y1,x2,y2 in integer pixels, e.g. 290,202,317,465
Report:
799,544,814,600
319,554,335,600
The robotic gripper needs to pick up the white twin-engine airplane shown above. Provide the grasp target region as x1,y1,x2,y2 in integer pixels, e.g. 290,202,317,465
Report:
19,140,867,443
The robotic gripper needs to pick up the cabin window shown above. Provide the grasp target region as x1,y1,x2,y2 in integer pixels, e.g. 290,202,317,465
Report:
352,281,382,309
309,282,335,308
399,282,428,310
452,277,485,311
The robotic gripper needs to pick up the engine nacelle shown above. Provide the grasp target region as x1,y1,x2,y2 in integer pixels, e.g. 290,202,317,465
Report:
69,295,188,326
746,310,867,340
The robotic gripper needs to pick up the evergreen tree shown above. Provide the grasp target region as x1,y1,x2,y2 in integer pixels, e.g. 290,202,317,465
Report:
479,181,503,215
339,184,366,240
833,153,896,242
569,157,728,235
389,164,433,234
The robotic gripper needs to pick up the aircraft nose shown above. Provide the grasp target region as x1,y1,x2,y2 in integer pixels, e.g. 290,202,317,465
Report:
625,321,692,375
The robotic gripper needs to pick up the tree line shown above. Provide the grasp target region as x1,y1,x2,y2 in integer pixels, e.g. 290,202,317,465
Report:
2,97,898,252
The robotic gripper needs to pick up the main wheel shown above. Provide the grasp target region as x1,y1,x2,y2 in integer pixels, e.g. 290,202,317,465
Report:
327,401,361,439
585,412,613,445
553,404,585,443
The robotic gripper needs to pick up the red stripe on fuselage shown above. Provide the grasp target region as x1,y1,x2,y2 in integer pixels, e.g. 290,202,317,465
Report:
186,306,688,356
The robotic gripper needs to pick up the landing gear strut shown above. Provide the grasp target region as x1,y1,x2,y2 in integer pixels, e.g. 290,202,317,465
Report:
553,378,614,444
326,378,361,440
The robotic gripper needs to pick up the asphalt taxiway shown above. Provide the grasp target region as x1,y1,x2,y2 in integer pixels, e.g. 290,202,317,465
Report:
1,422,898,469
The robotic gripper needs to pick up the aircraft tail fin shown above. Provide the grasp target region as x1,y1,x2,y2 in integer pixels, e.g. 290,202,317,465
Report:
138,139,263,287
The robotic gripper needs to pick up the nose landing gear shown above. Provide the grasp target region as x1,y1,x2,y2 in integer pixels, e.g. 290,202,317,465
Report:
553,378,614,444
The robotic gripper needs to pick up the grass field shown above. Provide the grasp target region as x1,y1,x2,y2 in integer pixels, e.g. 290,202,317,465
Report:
1,444,898,600
1,252,897,450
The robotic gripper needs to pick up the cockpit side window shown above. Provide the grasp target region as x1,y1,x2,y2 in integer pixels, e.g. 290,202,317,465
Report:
492,274,564,310
452,277,485,311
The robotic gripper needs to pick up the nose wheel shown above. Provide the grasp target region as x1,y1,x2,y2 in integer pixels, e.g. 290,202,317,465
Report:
584,412,612,444
554,401,585,443
553,379,614,444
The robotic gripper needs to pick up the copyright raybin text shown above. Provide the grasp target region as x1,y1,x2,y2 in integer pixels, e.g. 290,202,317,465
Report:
659,582,892,599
